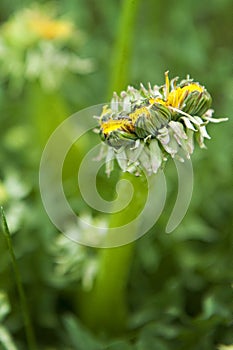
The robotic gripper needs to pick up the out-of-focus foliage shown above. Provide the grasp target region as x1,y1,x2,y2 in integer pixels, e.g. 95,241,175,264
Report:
0,0,232,349
0,291,17,350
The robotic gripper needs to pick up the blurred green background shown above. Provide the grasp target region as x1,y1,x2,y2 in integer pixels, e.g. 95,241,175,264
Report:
0,0,232,349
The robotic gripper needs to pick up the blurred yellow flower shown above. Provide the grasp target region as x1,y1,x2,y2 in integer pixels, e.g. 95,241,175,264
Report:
0,4,94,91
1,6,73,45
28,10,73,40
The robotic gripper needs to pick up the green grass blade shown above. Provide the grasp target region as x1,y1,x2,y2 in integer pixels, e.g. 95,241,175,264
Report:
0,207,37,350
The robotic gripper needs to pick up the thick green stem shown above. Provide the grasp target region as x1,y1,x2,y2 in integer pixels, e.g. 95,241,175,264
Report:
0,207,37,350
79,0,141,334
80,172,147,333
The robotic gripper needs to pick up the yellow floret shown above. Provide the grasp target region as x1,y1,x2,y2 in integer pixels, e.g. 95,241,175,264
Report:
154,73,204,110
129,107,150,123
101,119,134,135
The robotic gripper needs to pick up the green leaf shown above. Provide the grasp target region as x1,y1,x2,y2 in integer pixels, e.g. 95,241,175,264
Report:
104,340,133,350
63,314,102,350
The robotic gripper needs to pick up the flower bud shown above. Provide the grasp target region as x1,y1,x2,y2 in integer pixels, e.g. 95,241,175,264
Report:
177,84,212,116
133,103,171,138
100,119,137,148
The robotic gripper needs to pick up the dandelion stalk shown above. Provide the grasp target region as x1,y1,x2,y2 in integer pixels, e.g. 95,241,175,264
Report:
0,207,37,350
79,0,141,333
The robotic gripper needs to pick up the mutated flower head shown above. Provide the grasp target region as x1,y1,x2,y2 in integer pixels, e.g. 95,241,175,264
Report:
0,4,94,91
97,72,228,176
